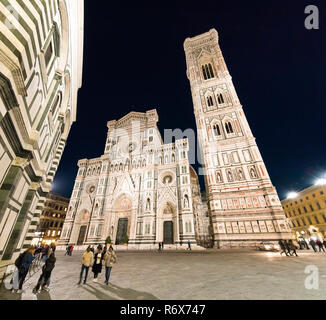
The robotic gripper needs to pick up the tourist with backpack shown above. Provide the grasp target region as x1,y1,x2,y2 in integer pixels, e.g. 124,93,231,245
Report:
15,247,35,293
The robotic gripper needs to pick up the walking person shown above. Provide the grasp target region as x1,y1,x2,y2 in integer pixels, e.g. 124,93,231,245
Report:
33,252,56,293
316,239,325,252
17,247,35,293
187,240,192,250
288,240,298,257
323,240,326,251
65,245,70,256
278,240,289,256
70,245,74,256
161,242,164,251
309,239,317,252
92,248,104,282
78,246,94,285
158,242,161,251
284,240,292,256
103,246,117,285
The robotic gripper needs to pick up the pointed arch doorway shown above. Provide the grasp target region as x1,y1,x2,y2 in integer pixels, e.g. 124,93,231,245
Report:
113,194,132,244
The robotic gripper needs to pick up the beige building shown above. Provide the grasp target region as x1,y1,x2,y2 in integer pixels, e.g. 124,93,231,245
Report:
59,110,210,249
32,192,69,246
0,0,84,266
281,184,326,242
184,29,292,248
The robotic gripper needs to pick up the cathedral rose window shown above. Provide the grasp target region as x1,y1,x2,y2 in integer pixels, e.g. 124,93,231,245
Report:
162,175,173,185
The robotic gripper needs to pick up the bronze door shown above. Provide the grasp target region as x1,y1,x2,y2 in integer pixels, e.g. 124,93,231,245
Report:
163,221,173,244
77,226,87,245
116,218,128,244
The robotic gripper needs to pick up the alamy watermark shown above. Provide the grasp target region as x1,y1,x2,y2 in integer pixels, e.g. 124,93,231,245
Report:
305,5,319,29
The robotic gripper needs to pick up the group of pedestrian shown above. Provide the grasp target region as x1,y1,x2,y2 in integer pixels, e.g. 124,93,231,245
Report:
279,238,326,257
65,245,74,256
306,239,326,252
158,242,164,251
78,244,117,285
11,243,56,294
278,240,299,256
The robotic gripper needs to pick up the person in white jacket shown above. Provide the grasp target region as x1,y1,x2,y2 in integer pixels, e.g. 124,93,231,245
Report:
103,246,117,285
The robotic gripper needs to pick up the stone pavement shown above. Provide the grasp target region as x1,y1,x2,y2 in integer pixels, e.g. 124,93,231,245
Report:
1,249,326,300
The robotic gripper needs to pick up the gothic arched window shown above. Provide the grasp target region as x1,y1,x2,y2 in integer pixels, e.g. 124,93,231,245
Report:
213,124,221,136
202,63,215,80
217,93,225,104
225,122,233,134
207,96,214,107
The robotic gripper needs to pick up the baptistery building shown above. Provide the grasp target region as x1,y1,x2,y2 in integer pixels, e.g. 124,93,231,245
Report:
0,0,84,265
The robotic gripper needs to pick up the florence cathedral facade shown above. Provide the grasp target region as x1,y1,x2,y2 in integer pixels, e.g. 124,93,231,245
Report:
59,29,292,249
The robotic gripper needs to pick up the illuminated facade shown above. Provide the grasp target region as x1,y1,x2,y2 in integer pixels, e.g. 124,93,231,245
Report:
281,185,326,241
59,110,210,248
0,0,84,265
32,192,69,245
184,29,292,248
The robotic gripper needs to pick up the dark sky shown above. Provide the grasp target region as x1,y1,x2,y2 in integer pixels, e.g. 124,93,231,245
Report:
52,0,326,200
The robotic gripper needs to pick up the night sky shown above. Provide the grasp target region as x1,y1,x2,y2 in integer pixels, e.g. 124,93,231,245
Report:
52,0,326,200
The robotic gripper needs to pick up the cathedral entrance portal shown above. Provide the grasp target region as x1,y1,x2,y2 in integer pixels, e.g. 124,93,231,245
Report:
116,218,128,244
163,221,174,244
77,226,87,245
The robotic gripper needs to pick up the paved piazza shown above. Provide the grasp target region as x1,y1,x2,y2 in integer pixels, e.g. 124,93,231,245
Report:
1,249,326,300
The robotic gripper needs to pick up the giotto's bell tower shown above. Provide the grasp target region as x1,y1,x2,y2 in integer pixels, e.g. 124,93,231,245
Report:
184,29,292,248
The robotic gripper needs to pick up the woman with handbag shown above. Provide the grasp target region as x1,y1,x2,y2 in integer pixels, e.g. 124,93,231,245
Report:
92,248,104,282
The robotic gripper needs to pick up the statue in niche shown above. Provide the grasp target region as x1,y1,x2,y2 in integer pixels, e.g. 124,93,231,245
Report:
238,169,244,180
250,168,257,179
227,170,233,182
146,198,151,211
184,195,189,208
216,172,222,183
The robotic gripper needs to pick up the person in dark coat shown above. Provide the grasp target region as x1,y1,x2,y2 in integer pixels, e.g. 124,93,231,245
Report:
92,248,104,282
316,239,325,252
278,240,289,256
284,240,292,256
323,240,326,250
309,239,317,252
288,240,298,256
33,252,56,293
17,247,35,293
